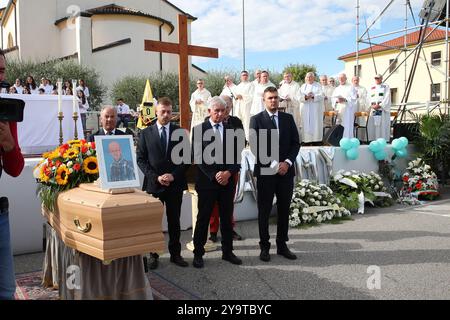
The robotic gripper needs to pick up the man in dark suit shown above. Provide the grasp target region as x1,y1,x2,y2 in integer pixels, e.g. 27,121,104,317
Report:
250,86,300,262
137,97,189,268
206,95,245,243
191,96,244,268
88,106,127,142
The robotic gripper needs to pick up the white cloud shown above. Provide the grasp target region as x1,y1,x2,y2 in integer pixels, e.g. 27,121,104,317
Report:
170,0,425,59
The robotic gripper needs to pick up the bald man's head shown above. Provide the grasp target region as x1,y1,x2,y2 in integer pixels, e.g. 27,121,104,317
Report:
108,141,122,161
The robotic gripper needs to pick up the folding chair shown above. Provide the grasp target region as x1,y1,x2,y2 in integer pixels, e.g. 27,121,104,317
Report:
323,111,338,137
354,111,369,143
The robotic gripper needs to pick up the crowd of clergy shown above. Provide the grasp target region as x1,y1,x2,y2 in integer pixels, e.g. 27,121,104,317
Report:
190,70,392,144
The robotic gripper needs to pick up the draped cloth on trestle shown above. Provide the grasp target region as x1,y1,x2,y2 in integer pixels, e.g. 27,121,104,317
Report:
42,225,153,300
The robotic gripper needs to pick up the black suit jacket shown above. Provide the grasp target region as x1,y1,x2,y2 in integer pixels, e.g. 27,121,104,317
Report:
192,121,241,191
249,111,300,178
137,123,188,195
88,129,127,142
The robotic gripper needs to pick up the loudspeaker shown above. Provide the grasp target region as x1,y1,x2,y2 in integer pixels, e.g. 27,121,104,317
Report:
420,0,446,22
323,124,344,146
393,123,420,141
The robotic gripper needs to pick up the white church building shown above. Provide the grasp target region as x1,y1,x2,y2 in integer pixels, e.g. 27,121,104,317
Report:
0,0,206,88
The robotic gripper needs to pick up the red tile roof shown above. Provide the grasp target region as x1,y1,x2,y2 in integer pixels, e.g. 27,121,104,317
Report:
339,27,450,60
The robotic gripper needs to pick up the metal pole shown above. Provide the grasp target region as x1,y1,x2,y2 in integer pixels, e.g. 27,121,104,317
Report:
446,0,449,114
242,0,246,71
404,1,408,98
356,0,360,76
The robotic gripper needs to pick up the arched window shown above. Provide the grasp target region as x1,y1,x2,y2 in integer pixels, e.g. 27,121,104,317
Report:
7,33,14,48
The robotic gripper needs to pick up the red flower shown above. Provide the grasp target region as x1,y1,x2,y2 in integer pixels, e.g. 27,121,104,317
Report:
73,163,81,171
408,187,413,192
55,160,62,167
80,139,86,145
81,145,88,153
403,176,409,182
90,142,96,150
416,183,422,190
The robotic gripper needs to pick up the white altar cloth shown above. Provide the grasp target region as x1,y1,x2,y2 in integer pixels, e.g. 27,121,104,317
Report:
0,94,84,154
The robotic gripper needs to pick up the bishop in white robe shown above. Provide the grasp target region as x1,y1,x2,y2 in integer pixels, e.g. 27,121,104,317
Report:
279,72,301,128
367,74,391,142
299,72,324,143
332,73,358,139
189,80,212,132
234,71,254,138
250,71,275,116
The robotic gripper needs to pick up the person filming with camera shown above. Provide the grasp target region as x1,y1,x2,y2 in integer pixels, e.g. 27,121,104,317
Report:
0,49,25,300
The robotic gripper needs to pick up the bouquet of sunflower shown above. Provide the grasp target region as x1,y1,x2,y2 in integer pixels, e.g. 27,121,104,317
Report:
34,139,99,211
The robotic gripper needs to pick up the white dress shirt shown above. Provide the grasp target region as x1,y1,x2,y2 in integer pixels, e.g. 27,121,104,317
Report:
266,110,292,167
209,119,223,142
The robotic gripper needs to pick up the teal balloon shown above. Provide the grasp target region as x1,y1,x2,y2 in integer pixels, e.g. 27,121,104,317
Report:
369,141,382,152
350,138,361,148
340,138,353,150
346,148,359,160
395,148,408,158
391,138,403,150
399,137,409,148
377,138,387,148
374,150,386,161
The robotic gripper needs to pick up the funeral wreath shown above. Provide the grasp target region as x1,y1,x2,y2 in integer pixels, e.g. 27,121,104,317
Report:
289,179,350,227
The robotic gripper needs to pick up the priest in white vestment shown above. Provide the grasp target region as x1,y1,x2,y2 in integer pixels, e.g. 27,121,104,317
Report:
352,76,369,141
367,74,391,142
320,75,336,127
299,72,324,143
332,73,358,139
234,71,254,138
250,71,275,116
220,75,238,101
279,72,301,128
252,69,261,85
189,79,212,132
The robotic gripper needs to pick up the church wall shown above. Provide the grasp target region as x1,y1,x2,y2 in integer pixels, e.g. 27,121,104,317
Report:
89,14,178,86
58,20,77,58
2,4,16,50
16,0,60,61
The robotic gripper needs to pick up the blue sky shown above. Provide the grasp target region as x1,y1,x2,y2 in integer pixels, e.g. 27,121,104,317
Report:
170,0,426,76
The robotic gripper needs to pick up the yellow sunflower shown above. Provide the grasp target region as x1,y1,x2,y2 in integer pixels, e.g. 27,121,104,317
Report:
63,148,79,159
55,166,70,185
83,156,99,174
48,150,60,160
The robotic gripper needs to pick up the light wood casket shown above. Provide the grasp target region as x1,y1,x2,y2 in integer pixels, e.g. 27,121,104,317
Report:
42,183,165,261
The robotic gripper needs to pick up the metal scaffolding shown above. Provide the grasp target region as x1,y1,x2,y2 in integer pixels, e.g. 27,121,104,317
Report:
355,0,450,117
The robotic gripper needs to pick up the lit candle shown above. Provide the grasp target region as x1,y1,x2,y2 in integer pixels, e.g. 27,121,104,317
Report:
57,78,62,113
72,80,77,113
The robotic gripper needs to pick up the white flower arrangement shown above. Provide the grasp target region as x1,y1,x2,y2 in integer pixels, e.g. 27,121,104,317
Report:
330,170,392,212
401,158,439,200
289,180,350,227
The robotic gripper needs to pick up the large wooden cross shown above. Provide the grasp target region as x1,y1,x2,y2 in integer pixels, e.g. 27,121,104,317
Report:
144,14,219,130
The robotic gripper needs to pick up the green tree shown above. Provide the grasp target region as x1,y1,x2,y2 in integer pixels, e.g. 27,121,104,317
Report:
6,59,106,110
282,63,317,84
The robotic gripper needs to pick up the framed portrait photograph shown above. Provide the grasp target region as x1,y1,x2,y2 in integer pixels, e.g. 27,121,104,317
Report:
95,135,140,189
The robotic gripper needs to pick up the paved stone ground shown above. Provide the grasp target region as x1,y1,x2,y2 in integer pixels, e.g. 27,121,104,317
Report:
14,189,450,300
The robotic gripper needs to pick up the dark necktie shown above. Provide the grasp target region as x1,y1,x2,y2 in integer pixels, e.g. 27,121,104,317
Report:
107,131,113,135
160,126,167,156
271,115,277,129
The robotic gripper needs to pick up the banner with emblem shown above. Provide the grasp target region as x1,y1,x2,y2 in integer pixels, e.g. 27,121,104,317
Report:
137,79,156,129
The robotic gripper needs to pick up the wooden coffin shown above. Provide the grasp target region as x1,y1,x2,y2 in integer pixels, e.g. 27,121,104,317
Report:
42,183,165,261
